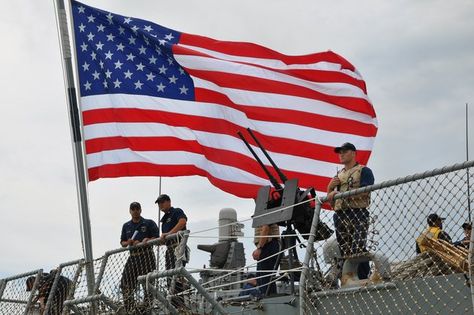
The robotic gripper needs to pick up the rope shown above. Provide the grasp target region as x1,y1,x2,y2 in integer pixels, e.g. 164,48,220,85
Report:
189,197,318,235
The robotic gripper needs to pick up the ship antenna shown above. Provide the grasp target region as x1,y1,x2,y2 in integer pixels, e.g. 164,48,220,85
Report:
466,103,472,222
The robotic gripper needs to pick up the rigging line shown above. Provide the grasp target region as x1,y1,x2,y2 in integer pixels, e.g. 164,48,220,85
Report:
182,249,301,297
185,266,303,274
205,273,292,293
186,233,312,239
189,196,318,235
198,240,306,288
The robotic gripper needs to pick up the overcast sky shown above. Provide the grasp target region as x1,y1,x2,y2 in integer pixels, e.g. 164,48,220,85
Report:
1,0,473,278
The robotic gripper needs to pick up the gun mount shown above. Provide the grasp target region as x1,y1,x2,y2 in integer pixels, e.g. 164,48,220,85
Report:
197,208,246,294
239,128,332,241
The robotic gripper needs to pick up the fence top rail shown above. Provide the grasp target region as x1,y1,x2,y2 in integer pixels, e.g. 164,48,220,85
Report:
320,159,474,204
103,230,190,256
58,258,84,268
0,269,43,282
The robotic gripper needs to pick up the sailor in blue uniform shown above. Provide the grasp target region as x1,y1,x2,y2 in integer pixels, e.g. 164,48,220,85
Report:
119,201,159,313
156,194,188,269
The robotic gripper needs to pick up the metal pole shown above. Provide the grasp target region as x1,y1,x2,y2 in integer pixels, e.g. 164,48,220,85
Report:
158,176,162,234
53,0,95,296
469,216,474,312
466,103,472,222
0,280,6,299
156,177,162,271
299,200,322,315
44,268,62,314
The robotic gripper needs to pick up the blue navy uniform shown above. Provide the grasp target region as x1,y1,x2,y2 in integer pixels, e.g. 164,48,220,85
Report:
257,239,279,295
160,207,187,269
120,217,160,243
120,217,159,313
160,207,188,308
161,207,187,234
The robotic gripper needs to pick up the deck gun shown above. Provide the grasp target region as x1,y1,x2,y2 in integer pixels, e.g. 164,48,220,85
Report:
238,128,332,241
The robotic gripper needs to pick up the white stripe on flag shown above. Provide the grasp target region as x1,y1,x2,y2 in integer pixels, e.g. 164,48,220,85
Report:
192,77,378,126
86,149,270,185
177,43,364,80
81,94,375,148
174,54,370,100
83,122,342,178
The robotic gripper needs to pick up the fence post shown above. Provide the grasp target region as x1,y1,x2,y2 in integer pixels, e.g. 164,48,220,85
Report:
299,199,322,315
93,254,110,294
44,267,62,314
24,270,43,315
469,219,474,311
0,279,6,300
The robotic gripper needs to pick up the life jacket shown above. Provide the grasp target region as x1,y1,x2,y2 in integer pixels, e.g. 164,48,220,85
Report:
416,226,442,253
254,224,280,245
334,164,371,210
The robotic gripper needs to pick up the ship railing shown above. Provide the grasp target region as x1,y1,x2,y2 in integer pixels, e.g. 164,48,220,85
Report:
0,260,82,315
0,231,189,314
61,230,190,314
300,160,474,315
137,267,228,315
0,269,43,315
2,160,474,315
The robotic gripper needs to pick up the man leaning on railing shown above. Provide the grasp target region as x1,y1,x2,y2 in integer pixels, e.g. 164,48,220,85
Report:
156,194,189,308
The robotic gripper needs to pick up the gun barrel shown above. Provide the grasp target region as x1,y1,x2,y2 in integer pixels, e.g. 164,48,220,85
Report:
237,131,282,190
246,128,288,183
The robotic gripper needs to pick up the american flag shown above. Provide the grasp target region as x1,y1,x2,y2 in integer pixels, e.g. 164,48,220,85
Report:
71,0,377,198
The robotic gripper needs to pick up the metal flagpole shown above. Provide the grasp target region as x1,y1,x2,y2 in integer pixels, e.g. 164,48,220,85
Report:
466,103,472,222
156,176,162,270
53,0,95,296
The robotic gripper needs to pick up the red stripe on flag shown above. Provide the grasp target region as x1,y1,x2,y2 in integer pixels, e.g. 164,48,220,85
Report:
88,162,262,198
85,136,334,192
186,69,375,117
179,33,356,72
194,88,377,137
82,108,372,164
173,44,367,92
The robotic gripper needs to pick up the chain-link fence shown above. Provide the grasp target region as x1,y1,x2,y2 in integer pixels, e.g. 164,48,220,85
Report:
2,162,474,315
0,232,190,314
0,269,44,315
301,160,474,314
63,230,190,314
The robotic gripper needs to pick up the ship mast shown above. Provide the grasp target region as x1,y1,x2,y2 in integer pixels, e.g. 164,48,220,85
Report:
466,103,472,222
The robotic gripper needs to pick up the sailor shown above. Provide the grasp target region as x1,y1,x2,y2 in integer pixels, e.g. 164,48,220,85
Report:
454,222,472,249
119,201,159,313
26,271,72,315
416,213,452,253
326,142,374,279
155,194,188,269
156,194,189,308
252,223,280,295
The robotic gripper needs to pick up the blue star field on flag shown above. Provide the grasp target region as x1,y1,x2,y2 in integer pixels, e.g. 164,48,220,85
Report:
72,1,195,100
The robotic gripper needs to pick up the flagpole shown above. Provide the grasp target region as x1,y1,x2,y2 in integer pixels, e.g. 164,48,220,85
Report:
466,103,472,222
53,0,95,296
158,176,162,229
155,176,162,271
